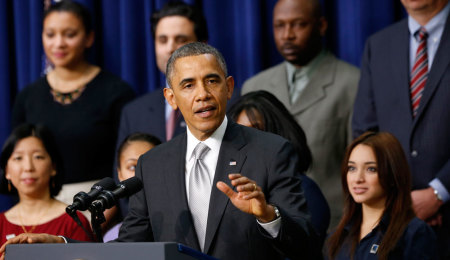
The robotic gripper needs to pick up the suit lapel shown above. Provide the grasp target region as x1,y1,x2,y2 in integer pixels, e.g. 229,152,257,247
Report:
413,13,450,125
390,20,414,126
268,63,291,109
162,134,199,249
204,122,247,254
149,88,167,141
291,52,335,115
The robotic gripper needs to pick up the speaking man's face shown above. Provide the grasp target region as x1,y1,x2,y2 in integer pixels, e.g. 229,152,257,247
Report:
164,54,234,141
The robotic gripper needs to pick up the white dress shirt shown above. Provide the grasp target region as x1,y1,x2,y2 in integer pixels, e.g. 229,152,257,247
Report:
184,116,281,237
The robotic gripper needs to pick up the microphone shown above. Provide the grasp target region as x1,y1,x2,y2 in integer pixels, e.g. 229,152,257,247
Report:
90,177,143,211
66,177,116,215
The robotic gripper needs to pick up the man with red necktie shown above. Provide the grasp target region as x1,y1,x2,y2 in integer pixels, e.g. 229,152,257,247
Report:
353,0,450,258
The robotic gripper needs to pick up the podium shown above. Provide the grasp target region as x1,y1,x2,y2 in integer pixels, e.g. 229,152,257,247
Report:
5,242,217,260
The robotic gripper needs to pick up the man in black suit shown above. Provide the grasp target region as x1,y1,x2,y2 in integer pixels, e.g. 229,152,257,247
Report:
0,43,320,260
117,2,208,144
118,42,319,259
353,0,450,257
113,2,208,219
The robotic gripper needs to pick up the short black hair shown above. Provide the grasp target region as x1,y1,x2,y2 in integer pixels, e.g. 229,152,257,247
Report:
151,1,208,42
0,124,64,197
117,133,162,168
228,91,312,173
43,0,93,34
166,42,227,87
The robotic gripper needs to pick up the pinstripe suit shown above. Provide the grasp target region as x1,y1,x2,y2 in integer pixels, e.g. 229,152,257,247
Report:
352,13,450,259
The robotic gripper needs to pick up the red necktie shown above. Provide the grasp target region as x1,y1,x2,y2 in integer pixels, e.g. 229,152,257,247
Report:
410,27,428,117
166,109,180,141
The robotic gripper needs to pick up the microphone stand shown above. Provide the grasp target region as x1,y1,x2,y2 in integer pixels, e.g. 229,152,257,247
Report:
89,202,106,243
65,208,96,242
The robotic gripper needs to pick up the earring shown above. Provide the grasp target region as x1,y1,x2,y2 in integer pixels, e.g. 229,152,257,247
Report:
52,178,55,188
7,180,11,192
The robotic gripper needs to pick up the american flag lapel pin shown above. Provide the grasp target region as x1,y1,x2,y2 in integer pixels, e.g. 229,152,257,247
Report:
229,160,237,166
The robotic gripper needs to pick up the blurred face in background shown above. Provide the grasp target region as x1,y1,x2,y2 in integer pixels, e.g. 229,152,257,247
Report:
5,137,56,198
236,109,264,130
272,0,326,66
42,11,94,68
155,16,197,75
400,0,448,15
118,141,155,181
346,144,386,208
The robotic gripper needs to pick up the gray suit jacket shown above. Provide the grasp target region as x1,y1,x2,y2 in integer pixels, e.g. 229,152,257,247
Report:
241,52,359,228
117,121,320,260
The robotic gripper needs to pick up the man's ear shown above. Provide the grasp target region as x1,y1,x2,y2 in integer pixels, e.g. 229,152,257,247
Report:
318,17,328,37
226,76,234,100
164,87,178,110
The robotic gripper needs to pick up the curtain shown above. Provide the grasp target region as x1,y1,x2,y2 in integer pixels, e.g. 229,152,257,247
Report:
0,0,405,209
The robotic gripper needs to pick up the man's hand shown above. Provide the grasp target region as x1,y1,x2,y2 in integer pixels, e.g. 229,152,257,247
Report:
217,173,276,223
0,233,64,260
411,187,443,221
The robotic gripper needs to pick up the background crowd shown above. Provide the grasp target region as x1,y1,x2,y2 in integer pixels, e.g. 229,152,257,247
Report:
0,0,449,259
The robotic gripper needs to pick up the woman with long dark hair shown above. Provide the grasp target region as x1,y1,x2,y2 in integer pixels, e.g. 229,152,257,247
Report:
326,132,437,259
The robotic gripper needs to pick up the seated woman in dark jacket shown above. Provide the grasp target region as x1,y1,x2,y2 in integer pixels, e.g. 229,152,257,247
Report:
326,132,437,260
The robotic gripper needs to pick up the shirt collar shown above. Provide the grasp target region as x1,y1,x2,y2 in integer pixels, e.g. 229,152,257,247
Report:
186,116,228,160
408,2,450,38
285,50,327,84
343,212,390,233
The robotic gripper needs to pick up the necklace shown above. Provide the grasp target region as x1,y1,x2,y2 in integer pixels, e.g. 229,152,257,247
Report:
49,65,92,105
51,86,86,104
17,201,52,234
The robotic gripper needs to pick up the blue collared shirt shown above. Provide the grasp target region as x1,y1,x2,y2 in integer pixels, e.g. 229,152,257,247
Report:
408,2,450,72
329,216,437,260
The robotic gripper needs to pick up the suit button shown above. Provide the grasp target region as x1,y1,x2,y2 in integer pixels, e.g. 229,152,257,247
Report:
411,150,418,157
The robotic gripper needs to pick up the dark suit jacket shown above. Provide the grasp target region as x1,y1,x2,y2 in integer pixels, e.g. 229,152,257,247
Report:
117,88,186,144
117,121,320,260
352,14,450,257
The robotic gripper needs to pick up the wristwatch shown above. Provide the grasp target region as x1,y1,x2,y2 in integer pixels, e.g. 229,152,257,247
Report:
271,204,281,219
433,188,443,202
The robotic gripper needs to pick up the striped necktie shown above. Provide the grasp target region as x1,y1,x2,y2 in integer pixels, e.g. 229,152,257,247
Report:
410,27,428,117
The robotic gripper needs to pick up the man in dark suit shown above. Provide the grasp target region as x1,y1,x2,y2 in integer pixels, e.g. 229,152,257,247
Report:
352,0,450,258
0,43,320,260
117,2,208,144
113,2,208,219
118,42,319,259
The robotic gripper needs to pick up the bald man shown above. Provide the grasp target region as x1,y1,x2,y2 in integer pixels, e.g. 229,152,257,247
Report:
242,0,360,229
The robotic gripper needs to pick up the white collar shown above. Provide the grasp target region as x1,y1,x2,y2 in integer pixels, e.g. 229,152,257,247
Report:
186,116,228,159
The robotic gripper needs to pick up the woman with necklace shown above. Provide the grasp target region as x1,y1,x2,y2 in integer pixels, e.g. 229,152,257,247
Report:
11,0,134,205
0,124,93,246
326,132,437,260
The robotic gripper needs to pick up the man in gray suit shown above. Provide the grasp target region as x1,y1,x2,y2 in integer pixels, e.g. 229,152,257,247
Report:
241,0,359,228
